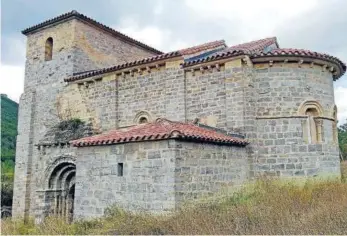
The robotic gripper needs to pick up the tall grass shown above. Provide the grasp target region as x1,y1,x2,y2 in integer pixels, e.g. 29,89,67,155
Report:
341,160,347,182
2,174,347,235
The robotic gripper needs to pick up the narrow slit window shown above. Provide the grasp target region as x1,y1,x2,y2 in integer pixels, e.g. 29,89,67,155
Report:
118,163,123,176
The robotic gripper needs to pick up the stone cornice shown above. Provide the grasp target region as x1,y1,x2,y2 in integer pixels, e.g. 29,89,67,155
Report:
256,115,335,121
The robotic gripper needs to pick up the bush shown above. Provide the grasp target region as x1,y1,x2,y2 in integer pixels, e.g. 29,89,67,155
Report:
2,178,347,235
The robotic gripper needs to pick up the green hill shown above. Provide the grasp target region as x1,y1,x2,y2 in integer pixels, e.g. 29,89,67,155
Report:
1,94,19,207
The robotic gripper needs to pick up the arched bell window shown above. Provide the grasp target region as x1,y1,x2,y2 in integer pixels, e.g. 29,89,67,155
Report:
45,37,53,61
299,100,323,144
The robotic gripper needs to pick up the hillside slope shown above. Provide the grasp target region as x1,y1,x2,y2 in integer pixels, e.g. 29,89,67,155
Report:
1,94,19,207
1,94,18,166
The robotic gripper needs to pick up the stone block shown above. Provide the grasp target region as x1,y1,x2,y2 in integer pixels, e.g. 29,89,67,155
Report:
148,151,161,159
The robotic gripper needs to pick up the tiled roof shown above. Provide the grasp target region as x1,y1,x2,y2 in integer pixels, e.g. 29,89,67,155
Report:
64,33,346,81
64,40,226,82
182,37,278,67
226,37,278,54
22,10,162,54
65,51,181,82
179,40,226,55
251,48,346,79
71,118,248,147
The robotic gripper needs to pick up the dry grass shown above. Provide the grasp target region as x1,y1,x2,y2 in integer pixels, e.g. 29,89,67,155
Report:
341,160,347,182
2,177,347,235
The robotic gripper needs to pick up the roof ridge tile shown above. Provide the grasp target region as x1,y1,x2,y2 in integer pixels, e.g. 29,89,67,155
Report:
71,119,248,147
22,10,162,54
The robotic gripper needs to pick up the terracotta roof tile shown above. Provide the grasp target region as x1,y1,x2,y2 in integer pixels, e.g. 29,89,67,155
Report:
227,37,278,53
251,48,346,79
64,51,181,82
179,40,226,55
71,118,248,147
22,10,162,54
183,37,278,67
64,40,226,82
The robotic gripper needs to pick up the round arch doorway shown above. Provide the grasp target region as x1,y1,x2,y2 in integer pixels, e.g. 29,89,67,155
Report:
48,162,76,222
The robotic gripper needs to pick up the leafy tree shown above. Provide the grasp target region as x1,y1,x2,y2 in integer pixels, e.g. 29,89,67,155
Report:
338,119,347,160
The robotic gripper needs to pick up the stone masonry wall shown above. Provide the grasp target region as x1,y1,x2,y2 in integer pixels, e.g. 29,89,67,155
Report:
15,14,341,220
33,145,77,222
173,141,248,204
59,61,186,131
14,17,161,219
13,20,77,218
73,140,248,219
253,63,340,177
117,63,185,127
185,68,227,128
74,140,176,219
72,20,158,73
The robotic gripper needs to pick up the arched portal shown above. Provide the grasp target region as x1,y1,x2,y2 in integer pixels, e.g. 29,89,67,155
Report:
47,162,76,222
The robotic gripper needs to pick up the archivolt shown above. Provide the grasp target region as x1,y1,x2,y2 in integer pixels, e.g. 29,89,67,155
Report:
298,100,324,116
44,155,76,189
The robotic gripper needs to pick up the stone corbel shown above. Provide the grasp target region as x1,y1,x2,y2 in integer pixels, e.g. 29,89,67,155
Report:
137,68,142,75
269,60,273,67
242,56,253,67
215,64,220,71
83,81,89,88
155,64,160,70
191,68,195,76
207,65,212,72
310,62,315,68
282,59,288,66
200,67,205,74
121,71,126,78
130,69,134,77
298,59,303,68
146,66,151,73
322,64,327,72
329,66,334,72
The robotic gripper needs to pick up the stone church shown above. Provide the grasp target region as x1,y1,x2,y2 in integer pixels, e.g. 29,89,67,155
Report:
13,10,346,222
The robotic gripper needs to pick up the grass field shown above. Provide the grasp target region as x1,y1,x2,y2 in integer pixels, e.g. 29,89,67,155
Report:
2,163,347,235
341,160,347,182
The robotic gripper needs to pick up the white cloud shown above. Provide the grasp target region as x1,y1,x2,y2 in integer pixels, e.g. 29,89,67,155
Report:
184,0,318,41
1,35,26,65
335,86,347,125
116,19,189,51
0,64,25,102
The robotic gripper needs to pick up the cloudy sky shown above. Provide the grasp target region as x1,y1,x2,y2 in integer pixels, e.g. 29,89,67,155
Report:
1,0,346,123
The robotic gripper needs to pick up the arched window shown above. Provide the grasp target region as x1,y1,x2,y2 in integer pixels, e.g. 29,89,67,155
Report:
134,111,153,124
332,106,338,143
45,37,53,61
139,117,148,124
299,100,323,144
